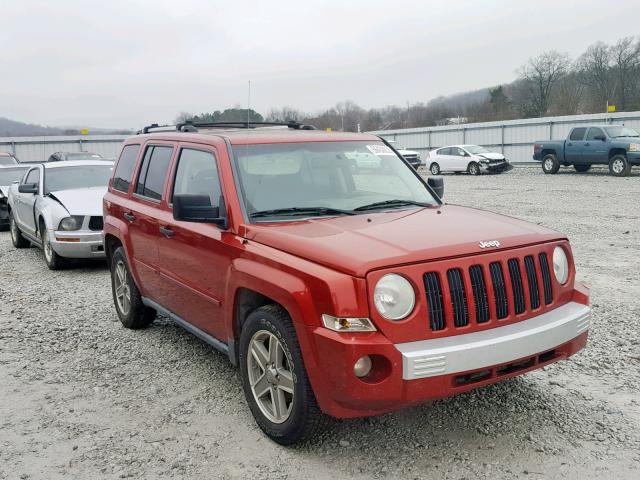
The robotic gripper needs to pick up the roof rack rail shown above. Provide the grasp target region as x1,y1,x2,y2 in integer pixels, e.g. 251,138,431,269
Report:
138,120,317,135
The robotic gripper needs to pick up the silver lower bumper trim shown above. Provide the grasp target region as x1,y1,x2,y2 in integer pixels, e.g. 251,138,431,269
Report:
395,302,590,380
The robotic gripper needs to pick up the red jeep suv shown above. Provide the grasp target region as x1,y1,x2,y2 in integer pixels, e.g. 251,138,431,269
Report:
103,121,590,445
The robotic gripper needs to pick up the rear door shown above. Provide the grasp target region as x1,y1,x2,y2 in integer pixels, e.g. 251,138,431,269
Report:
583,127,608,164
156,144,231,342
565,127,587,162
435,148,452,171
126,144,175,301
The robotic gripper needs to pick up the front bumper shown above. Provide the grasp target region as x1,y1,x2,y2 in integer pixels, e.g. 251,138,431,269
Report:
479,161,513,173
50,230,106,258
309,300,590,418
628,151,640,165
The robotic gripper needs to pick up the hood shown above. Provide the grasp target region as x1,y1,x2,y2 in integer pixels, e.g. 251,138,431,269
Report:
613,136,640,143
476,152,505,160
48,187,106,216
244,205,564,277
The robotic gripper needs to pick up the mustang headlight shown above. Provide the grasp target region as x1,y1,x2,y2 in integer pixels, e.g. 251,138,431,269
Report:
552,246,569,284
58,216,84,231
374,274,415,320
629,143,640,152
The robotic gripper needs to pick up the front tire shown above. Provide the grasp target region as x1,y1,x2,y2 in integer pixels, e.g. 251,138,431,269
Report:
467,162,480,175
609,154,631,177
239,305,327,445
542,154,560,174
41,225,67,270
9,211,29,248
110,246,155,329
574,164,591,173
429,162,441,175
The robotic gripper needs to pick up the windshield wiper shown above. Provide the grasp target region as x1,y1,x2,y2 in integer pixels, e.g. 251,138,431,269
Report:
250,206,356,219
353,199,432,212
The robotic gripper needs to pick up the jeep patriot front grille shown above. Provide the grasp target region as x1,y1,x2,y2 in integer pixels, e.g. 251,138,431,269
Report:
424,253,553,331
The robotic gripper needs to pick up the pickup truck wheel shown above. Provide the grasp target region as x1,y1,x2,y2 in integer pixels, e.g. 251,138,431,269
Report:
574,164,591,173
110,246,155,329
541,154,560,174
429,162,441,175
41,225,67,270
467,162,480,175
239,305,327,445
9,211,30,248
609,155,631,177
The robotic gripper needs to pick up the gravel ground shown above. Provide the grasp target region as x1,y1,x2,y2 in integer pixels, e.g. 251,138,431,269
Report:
1,166,639,479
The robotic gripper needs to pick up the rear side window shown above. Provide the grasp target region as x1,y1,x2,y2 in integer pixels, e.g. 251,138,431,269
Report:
570,128,587,141
172,148,221,207
135,145,173,201
112,144,140,192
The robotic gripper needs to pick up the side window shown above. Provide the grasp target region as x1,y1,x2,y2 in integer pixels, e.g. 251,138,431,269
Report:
25,168,40,185
455,147,466,156
112,144,140,192
135,145,173,201
586,127,604,141
172,149,221,208
570,128,587,141
439,148,450,155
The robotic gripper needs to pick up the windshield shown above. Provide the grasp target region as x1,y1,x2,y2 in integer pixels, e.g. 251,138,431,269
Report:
603,126,639,138
0,167,28,185
44,164,114,194
233,141,437,221
464,145,491,154
0,155,18,166
66,153,103,160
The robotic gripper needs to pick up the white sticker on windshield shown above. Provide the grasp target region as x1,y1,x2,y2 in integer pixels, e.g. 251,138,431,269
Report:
366,144,394,155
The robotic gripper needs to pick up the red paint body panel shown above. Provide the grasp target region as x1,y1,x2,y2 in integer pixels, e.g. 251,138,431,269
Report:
103,130,590,419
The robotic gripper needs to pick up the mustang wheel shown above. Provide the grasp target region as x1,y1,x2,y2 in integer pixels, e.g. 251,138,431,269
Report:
41,224,67,270
429,162,441,175
609,154,631,177
110,246,155,329
239,304,327,445
542,154,560,174
468,162,481,175
10,211,30,248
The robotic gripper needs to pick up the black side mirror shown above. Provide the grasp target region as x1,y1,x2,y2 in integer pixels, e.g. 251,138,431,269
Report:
594,134,606,141
173,194,227,228
427,177,444,200
18,183,38,194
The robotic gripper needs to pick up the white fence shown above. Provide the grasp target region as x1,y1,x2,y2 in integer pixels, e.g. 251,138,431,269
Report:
0,135,127,163
370,111,640,163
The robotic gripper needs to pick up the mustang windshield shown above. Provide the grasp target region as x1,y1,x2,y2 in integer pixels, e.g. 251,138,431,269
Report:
233,141,438,220
45,165,114,194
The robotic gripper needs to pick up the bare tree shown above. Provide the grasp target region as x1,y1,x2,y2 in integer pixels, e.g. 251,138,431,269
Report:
610,36,640,110
518,50,571,117
576,42,613,111
265,106,305,122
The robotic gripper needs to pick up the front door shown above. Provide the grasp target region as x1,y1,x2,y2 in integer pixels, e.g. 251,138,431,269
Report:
583,127,609,164
156,145,232,342
16,167,40,236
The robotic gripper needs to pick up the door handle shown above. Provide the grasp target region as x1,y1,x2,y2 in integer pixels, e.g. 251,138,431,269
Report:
159,226,175,237
567,143,573,146
123,212,136,222
585,143,590,146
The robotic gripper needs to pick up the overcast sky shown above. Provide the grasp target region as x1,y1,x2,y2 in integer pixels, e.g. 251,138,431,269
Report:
2,0,639,129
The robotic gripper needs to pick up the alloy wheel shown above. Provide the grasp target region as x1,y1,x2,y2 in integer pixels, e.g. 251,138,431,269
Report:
544,158,554,171
247,330,295,424
10,216,18,243
114,260,132,316
612,158,624,174
42,230,53,263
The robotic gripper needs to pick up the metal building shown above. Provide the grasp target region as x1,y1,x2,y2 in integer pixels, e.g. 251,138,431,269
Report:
0,135,126,163
370,111,640,163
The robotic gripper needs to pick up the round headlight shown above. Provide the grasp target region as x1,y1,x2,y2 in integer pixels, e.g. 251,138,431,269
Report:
552,246,569,284
374,274,415,320
59,216,80,231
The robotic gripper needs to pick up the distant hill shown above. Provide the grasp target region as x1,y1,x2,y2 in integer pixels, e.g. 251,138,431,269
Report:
0,117,132,137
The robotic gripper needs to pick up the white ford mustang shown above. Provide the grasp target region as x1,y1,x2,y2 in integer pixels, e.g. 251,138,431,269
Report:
7,160,114,269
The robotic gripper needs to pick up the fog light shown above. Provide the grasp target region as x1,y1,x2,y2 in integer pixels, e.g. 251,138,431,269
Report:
354,356,372,378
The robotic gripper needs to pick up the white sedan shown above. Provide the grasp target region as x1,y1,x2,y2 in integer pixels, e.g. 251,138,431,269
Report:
427,145,512,175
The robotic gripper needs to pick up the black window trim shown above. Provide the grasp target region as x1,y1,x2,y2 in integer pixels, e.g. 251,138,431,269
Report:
111,143,141,194
132,143,175,204
169,144,223,208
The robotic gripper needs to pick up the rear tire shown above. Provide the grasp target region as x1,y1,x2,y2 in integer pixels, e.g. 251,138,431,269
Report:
429,162,441,175
609,154,631,177
467,162,480,175
239,304,328,445
41,224,67,270
110,246,156,329
9,211,29,248
574,164,591,173
541,154,560,174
